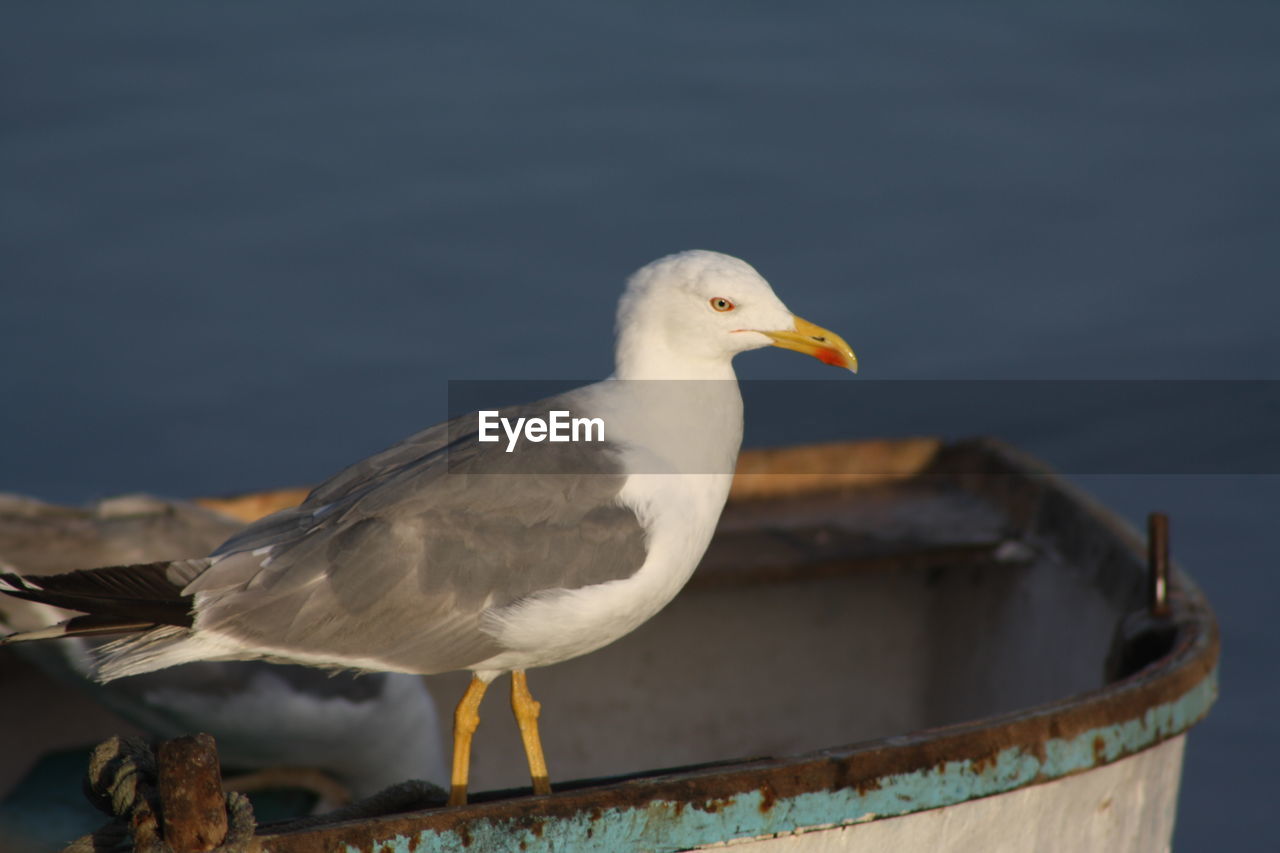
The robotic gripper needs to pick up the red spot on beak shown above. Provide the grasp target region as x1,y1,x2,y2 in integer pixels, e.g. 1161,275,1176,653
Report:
816,348,845,367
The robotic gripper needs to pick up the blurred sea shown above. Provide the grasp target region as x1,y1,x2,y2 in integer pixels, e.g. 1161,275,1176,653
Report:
2,3,1276,849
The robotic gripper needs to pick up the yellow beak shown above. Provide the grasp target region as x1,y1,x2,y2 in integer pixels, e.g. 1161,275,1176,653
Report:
761,316,858,373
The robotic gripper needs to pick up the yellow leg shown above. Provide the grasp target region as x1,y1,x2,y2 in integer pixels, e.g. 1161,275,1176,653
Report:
449,674,490,806
510,670,552,795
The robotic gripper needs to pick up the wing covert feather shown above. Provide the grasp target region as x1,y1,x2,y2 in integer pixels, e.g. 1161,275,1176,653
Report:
192,394,649,674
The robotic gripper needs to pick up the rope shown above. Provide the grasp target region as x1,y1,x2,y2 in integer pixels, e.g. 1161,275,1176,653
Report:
61,735,449,850
63,736,258,853
261,779,447,835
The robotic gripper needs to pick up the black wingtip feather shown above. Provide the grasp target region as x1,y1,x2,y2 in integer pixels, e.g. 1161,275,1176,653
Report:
0,563,193,628
1,615,159,644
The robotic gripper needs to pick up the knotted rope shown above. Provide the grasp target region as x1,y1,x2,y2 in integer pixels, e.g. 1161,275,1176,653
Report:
61,734,449,851
64,736,257,853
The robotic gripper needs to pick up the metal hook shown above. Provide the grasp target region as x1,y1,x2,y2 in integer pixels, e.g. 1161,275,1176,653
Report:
1147,512,1170,617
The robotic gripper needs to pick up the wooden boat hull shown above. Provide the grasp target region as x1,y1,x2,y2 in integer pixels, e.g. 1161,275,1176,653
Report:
250,438,1216,851
698,737,1187,851
0,437,1218,851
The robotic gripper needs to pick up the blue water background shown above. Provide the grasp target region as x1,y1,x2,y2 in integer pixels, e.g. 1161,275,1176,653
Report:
2,3,1277,848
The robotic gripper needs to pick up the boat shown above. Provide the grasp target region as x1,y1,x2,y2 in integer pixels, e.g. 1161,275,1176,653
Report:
0,437,1218,852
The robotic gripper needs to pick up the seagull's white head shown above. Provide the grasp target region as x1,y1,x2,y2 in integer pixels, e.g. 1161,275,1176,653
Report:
614,250,857,379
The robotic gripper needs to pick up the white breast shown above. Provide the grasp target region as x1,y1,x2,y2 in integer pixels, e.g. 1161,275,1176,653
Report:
471,378,743,676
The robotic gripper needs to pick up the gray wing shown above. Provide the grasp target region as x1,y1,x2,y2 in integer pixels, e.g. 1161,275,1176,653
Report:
190,392,648,674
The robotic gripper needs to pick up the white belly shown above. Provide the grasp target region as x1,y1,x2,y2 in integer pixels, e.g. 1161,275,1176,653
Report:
471,471,733,676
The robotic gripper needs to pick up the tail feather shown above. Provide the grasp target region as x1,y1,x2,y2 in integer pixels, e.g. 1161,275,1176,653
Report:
97,626,227,682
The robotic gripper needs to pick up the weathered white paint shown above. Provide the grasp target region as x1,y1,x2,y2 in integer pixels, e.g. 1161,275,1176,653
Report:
701,736,1185,852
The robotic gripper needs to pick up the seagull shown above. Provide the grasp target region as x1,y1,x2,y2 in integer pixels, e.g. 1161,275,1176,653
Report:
0,250,857,806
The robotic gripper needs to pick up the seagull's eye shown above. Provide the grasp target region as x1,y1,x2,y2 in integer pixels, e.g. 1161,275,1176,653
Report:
710,297,735,312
